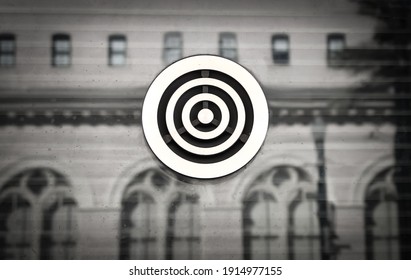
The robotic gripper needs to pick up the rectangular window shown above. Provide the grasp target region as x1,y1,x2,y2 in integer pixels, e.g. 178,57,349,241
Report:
219,33,238,61
109,35,127,66
272,34,289,65
163,32,182,65
327,33,345,66
0,34,16,67
52,34,71,67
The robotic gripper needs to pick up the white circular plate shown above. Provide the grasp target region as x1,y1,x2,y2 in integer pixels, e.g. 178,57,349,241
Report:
142,55,269,179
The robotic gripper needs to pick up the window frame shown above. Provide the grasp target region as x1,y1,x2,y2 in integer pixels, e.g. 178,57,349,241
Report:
243,191,280,260
108,34,127,67
327,33,346,67
0,168,77,260
219,32,238,61
166,192,201,260
0,33,16,67
242,166,319,260
52,33,71,67
119,191,157,260
163,32,183,65
364,169,399,260
271,34,290,65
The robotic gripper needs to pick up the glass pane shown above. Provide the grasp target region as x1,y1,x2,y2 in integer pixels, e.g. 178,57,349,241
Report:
267,199,282,236
165,34,182,48
130,202,150,238
110,54,126,66
390,237,399,260
246,192,283,259
130,240,144,259
164,33,182,64
388,201,398,235
294,201,319,234
173,202,191,237
372,202,391,236
191,240,201,259
192,203,201,236
250,199,268,236
269,238,286,260
292,200,320,259
371,200,399,259
54,40,70,52
294,239,310,260
0,40,15,52
0,54,14,66
164,49,181,64
329,38,344,51
168,194,200,259
5,204,32,259
221,35,236,49
221,49,237,60
251,238,266,260
373,239,390,260
110,39,126,51
273,39,289,51
6,207,32,245
172,239,189,260
45,198,77,260
54,54,70,66
121,191,156,260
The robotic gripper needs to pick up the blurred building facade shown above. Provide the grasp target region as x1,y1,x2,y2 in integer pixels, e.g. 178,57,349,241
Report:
0,0,397,259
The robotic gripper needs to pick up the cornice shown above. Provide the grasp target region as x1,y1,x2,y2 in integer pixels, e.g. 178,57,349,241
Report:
0,87,395,126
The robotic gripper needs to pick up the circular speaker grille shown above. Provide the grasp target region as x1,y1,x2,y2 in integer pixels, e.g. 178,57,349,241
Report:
142,55,269,179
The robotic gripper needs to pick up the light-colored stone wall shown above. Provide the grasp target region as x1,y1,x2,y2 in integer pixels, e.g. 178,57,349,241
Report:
0,121,395,259
0,0,375,92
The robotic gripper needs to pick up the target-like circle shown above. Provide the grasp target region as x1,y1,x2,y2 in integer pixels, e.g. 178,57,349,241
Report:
142,55,269,179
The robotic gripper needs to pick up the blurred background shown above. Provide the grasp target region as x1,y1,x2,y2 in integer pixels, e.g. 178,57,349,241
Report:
0,0,409,260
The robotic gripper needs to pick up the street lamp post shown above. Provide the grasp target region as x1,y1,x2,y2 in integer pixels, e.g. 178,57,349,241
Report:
312,115,331,260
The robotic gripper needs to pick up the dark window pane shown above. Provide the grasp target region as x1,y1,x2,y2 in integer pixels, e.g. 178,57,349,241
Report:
272,34,289,64
52,34,71,67
163,32,182,65
327,33,345,66
0,34,16,67
219,33,238,61
109,35,127,66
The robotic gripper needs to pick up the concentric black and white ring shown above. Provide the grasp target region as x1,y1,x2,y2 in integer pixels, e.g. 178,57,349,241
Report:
181,93,229,140
142,55,269,179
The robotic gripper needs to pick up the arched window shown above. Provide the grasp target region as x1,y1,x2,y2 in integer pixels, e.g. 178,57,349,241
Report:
0,168,78,259
120,168,201,259
0,194,31,259
120,169,162,259
289,194,320,259
166,192,200,260
120,192,156,259
243,191,281,259
365,168,398,259
243,166,319,259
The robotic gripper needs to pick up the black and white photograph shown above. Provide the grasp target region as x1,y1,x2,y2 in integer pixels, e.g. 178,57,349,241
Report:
0,0,410,261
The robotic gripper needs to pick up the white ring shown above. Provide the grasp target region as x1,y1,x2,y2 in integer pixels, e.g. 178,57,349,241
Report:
181,93,229,140
165,78,245,155
142,55,269,179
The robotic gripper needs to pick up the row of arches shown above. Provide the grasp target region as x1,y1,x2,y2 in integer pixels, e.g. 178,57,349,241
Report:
0,162,399,259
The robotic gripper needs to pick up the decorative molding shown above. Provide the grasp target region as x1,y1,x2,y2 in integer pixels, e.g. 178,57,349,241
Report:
0,87,395,126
